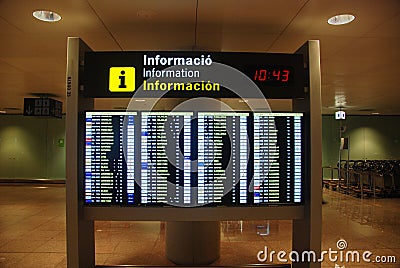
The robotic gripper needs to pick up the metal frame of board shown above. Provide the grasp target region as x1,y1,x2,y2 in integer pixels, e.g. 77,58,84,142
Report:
66,37,322,268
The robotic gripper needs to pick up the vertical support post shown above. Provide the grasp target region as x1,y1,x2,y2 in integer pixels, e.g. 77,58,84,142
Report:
293,40,322,268
346,138,350,195
165,100,223,265
66,37,95,268
166,221,220,265
339,121,342,192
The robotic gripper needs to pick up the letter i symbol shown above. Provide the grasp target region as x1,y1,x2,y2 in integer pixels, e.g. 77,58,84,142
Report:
119,70,127,88
109,67,135,92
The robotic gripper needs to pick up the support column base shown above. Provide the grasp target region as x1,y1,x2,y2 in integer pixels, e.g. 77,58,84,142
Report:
166,221,220,265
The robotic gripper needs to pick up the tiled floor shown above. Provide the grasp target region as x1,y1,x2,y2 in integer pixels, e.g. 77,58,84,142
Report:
0,185,399,267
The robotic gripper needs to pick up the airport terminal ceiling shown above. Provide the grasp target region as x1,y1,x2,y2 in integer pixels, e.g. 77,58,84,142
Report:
0,0,399,115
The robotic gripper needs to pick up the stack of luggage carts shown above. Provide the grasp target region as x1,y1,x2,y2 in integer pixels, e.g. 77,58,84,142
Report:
332,160,400,198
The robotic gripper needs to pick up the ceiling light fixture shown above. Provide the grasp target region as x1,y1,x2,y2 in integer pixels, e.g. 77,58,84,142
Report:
33,10,61,22
334,94,347,107
327,14,355,25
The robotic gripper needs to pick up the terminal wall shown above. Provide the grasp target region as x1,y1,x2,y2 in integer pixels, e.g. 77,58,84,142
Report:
0,115,65,180
322,115,400,179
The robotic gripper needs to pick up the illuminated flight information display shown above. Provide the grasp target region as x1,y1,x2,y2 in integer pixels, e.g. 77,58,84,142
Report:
196,112,249,205
84,111,304,206
85,111,136,204
140,111,193,205
253,113,302,203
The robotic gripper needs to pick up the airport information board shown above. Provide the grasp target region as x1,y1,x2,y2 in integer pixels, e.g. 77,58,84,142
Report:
84,51,304,99
84,111,304,206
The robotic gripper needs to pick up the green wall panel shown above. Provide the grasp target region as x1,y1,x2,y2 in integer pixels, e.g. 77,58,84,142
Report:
322,115,400,179
0,115,65,179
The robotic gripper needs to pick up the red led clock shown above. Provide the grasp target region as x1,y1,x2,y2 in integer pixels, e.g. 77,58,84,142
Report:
250,66,294,86
253,69,290,82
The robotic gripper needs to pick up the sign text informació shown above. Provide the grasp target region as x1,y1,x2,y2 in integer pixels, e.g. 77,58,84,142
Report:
142,54,219,92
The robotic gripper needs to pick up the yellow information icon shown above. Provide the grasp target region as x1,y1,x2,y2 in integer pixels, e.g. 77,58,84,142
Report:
109,67,135,92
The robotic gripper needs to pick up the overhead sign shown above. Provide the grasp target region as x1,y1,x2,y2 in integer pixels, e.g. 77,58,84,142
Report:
23,98,62,118
84,51,305,99
335,111,346,120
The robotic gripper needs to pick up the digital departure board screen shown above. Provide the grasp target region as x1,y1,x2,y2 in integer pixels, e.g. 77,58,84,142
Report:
85,111,136,204
84,111,304,206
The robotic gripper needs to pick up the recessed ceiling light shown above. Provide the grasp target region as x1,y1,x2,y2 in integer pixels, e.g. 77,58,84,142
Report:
0,110,6,114
327,14,355,25
33,10,61,22
371,112,380,115
135,99,146,102
334,94,347,107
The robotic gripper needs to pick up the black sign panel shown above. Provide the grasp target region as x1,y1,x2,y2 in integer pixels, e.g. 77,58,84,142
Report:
23,98,62,118
84,52,304,99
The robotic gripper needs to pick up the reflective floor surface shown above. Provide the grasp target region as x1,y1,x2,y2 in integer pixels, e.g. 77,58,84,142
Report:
0,186,399,268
